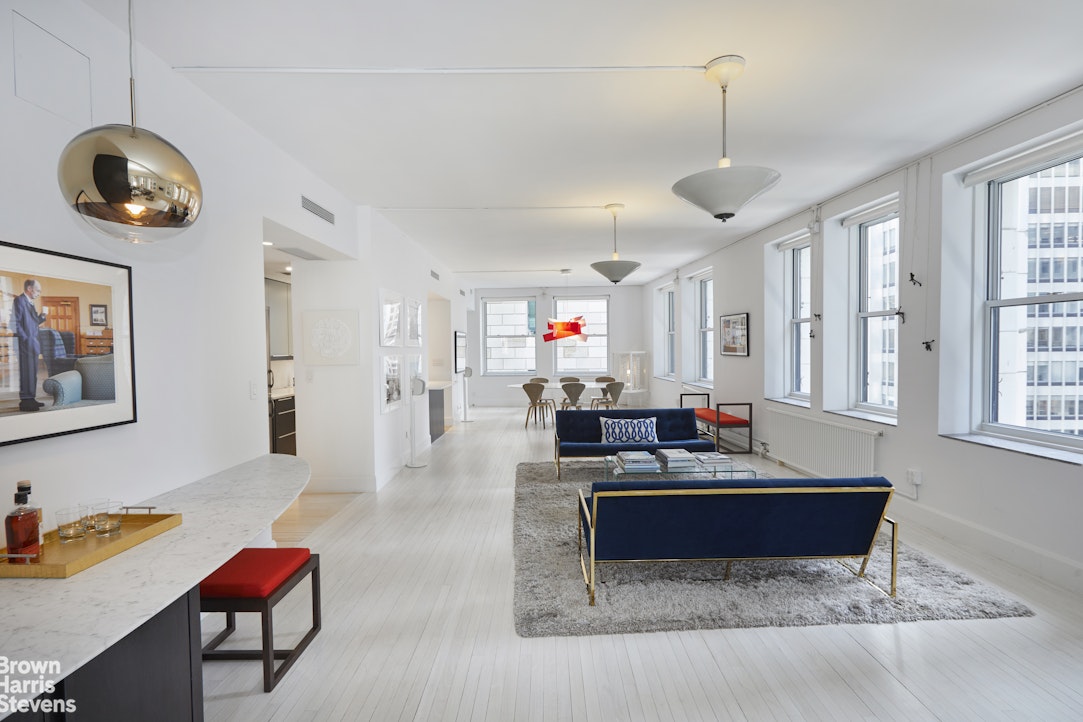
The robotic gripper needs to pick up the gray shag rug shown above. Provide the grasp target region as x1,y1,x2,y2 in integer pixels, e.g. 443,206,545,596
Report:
513,461,1034,638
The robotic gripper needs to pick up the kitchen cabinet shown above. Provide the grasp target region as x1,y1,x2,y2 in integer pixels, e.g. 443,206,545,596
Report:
270,395,296,455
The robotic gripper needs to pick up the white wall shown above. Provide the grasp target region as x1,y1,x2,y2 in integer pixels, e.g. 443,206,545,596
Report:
0,2,469,514
0,1,354,522
469,285,646,407
639,88,1083,595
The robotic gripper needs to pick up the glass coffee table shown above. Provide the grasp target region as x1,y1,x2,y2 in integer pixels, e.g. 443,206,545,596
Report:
603,455,758,481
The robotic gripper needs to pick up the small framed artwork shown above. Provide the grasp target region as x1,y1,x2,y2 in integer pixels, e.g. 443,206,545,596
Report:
89,303,108,326
0,240,136,446
301,309,359,366
454,330,467,374
405,297,422,347
381,354,402,413
379,289,402,347
720,312,749,356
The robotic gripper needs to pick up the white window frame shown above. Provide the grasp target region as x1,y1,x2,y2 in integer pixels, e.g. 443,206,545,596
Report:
656,284,676,378
693,271,714,385
855,213,901,415
980,155,1083,450
786,241,812,401
480,297,536,376
552,295,609,376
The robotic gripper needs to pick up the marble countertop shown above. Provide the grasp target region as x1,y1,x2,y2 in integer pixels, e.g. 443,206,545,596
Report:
269,387,295,400
0,453,310,697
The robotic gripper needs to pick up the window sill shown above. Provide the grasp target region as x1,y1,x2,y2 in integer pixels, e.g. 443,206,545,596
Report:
943,433,1083,466
682,381,714,391
766,397,810,410
826,409,898,428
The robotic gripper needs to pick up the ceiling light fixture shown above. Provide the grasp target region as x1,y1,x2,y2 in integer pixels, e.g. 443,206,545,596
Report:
672,55,780,221
57,0,202,243
591,203,640,284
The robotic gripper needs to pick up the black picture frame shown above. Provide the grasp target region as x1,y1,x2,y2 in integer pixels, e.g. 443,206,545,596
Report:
454,330,467,374
0,241,136,446
720,312,749,356
90,303,108,326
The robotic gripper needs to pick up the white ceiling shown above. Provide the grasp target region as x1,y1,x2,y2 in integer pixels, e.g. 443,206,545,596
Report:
83,0,1083,288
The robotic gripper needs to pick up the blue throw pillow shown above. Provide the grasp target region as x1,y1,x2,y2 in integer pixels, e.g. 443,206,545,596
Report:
601,417,658,443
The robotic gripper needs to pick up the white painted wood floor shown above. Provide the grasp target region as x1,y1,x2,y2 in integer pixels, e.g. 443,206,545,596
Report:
202,407,1083,721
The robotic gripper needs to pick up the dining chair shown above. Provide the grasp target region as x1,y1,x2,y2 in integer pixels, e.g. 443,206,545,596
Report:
591,376,616,406
529,377,550,384
559,377,580,383
560,382,586,410
523,382,554,427
590,381,624,409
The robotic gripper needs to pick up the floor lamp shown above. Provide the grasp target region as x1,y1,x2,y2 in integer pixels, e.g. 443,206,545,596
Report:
462,367,474,422
407,376,428,468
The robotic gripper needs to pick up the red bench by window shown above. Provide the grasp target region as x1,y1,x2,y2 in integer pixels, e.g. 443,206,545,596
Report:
679,393,753,454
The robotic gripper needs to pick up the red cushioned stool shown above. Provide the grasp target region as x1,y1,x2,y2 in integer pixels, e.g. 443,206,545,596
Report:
200,547,321,692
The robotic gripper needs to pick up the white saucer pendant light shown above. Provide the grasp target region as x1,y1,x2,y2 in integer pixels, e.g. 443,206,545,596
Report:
57,0,201,244
672,55,779,221
590,203,640,284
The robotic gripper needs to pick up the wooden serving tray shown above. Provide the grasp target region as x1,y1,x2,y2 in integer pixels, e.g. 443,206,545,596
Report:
0,513,182,579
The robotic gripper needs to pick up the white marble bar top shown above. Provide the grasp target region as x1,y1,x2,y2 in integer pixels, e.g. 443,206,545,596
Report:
0,453,310,700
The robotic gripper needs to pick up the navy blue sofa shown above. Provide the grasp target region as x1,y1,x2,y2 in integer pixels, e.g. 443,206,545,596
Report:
577,475,896,605
553,408,715,478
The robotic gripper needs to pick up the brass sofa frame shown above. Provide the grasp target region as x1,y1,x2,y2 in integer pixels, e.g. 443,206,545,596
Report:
577,484,896,606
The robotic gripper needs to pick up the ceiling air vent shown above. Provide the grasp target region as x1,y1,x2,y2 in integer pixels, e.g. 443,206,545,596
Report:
430,270,440,280
301,196,335,225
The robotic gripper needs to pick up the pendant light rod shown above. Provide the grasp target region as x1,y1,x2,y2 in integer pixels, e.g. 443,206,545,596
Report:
127,0,136,129
721,84,728,162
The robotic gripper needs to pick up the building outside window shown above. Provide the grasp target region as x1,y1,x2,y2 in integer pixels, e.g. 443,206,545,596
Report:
695,274,714,383
481,298,536,375
553,296,608,375
789,243,812,399
857,214,900,411
987,155,1083,441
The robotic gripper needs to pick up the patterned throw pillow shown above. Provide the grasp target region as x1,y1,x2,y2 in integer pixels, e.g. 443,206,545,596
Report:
600,417,658,443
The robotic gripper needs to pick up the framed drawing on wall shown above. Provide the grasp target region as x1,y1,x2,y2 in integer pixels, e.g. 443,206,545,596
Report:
454,330,467,374
719,312,749,356
381,354,402,413
405,297,422,347
379,289,402,347
0,240,136,446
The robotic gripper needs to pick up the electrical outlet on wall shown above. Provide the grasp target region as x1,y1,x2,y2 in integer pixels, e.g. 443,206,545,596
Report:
906,469,924,487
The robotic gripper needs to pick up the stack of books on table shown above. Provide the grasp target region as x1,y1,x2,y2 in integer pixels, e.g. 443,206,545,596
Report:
615,451,660,472
655,448,698,472
692,451,733,470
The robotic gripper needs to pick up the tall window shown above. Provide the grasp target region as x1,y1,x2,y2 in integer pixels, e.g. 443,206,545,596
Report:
987,155,1083,441
695,274,714,383
857,215,900,410
554,296,608,375
788,243,812,398
658,285,676,377
482,298,536,375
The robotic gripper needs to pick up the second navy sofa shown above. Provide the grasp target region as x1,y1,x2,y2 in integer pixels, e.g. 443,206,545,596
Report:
554,407,714,478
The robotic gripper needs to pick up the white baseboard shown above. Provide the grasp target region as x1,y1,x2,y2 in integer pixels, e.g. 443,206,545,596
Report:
892,496,1083,597
306,474,376,492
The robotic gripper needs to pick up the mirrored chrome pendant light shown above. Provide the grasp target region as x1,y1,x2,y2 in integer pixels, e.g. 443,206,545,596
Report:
57,0,202,244
672,55,780,221
590,203,640,284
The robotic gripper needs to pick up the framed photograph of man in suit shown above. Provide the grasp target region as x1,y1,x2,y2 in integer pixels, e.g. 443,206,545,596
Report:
0,241,135,446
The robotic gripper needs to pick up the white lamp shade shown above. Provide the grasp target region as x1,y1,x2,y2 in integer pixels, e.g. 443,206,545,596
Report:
672,165,781,221
590,259,641,284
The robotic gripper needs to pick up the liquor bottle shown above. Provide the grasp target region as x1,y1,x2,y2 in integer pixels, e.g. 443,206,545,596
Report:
5,491,40,564
16,480,43,547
